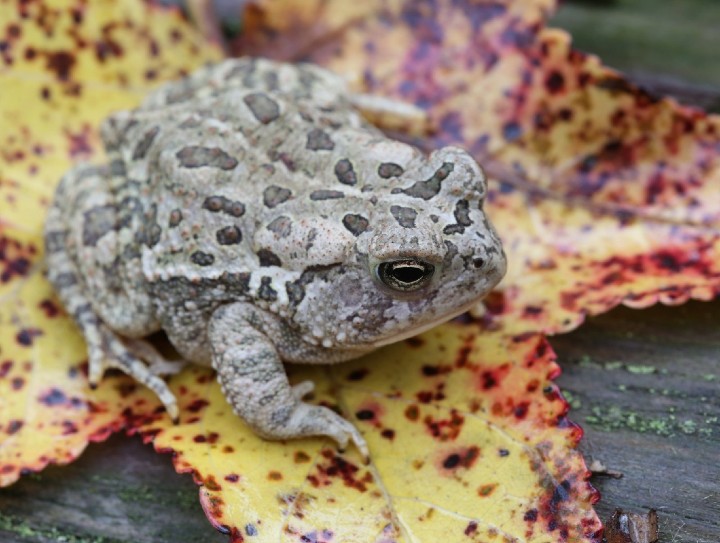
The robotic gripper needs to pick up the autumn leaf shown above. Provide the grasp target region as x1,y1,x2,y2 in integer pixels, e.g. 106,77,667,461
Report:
0,0,222,484
129,0,717,540
130,325,597,542
0,0,603,539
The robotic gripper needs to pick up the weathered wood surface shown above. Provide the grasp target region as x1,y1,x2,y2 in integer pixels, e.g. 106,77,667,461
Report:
551,0,720,112
2,1,719,542
0,433,226,543
553,301,720,543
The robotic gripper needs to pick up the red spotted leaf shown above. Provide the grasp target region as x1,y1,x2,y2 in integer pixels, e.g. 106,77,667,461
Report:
131,324,600,542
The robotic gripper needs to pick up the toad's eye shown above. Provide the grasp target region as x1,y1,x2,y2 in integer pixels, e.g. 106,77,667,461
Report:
376,259,435,292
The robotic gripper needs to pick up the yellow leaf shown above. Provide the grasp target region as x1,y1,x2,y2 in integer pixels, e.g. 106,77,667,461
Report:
135,324,598,542
0,252,149,481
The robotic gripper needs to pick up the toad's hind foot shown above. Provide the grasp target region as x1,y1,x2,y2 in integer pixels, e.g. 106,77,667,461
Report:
350,93,431,138
285,402,369,461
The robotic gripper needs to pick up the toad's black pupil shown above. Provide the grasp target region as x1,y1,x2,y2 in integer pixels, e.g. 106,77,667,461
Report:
392,264,424,284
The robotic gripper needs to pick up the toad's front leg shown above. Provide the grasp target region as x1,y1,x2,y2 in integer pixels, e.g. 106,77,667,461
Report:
208,303,369,459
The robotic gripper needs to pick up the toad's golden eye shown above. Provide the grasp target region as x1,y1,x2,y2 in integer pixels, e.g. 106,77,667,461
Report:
376,259,435,292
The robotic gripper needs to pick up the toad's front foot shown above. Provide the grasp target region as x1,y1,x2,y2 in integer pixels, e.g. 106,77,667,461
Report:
85,324,180,422
209,302,369,460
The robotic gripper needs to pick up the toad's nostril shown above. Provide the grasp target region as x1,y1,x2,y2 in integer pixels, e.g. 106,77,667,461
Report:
473,257,485,269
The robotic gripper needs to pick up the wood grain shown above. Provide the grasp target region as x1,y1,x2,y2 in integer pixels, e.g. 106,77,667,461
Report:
0,433,225,543
555,301,720,543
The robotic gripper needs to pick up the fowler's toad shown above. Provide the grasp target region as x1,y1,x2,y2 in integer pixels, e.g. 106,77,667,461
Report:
44,58,506,457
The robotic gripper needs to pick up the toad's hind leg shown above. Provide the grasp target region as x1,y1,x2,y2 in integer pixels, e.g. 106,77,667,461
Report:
208,302,369,460
44,165,178,421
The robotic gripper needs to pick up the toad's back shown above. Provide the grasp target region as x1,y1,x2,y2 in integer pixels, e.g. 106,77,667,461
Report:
102,59,388,286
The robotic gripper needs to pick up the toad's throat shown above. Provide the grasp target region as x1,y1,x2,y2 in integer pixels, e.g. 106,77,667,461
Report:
367,297,484,349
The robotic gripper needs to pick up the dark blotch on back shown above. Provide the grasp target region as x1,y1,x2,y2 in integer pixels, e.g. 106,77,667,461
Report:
286,281,305,306
378,162,404,179
144,223,162,248
82,205,116,247
117,195,142,228
305,228,318,251
243,92,280,124
310,190,344,201
393,162,454,200
168,209,183,227
132,126,160,160
454,199,472,226
224,59,256,84
191,251,215,266
143,204,161,248
216,226,242,245
258,277,278,301
263,185,292,208
176,146,238,170
305,128,334,151
390,205,417,228
203,196,224,212
342,214,369,236
443,224,465,235
334,159,357,185
224,200,245,217
203,196,245,217
268,150,296,172
258,249,282,267
267,216,292,238
443,199,473,235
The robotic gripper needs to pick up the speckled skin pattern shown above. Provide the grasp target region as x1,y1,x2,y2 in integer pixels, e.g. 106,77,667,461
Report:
44,58,506,456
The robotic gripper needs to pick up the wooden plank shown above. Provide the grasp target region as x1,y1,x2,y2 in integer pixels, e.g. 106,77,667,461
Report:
554,301,720,543
553,0,720,87
0,434,225,543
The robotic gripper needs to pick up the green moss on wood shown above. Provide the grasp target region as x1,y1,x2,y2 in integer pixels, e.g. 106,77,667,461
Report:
0,512,124,543
583,405,716,439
